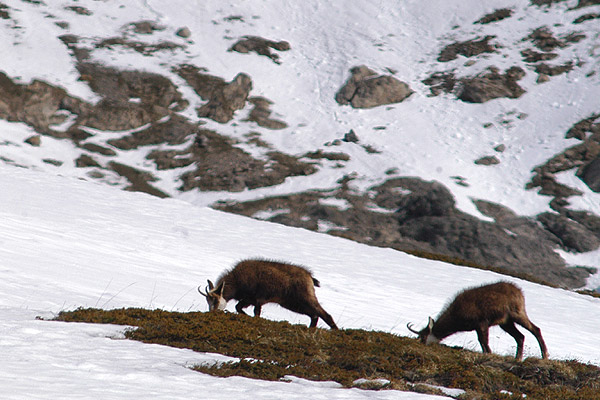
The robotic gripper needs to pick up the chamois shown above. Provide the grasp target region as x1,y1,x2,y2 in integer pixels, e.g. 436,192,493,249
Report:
407,282,548,360
198,259,338,329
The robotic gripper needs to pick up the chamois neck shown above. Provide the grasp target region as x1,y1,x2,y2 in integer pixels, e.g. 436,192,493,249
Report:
432,313,458,340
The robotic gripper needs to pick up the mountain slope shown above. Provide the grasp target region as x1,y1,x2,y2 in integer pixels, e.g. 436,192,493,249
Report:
1,1,600,285
1,164,600,399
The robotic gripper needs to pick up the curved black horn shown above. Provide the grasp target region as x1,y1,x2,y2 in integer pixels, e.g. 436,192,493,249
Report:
407,322,420,335
197,285,209,298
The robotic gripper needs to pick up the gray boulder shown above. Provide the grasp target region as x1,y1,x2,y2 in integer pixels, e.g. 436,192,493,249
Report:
335,66,413,108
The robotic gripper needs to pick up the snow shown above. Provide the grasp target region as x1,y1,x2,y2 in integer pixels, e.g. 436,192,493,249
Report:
2,0,600,397
2,164,600,399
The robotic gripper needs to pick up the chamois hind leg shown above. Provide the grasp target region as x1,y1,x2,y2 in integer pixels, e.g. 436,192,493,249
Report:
475,325,492,354
500,321,525,360
315,304,338,330
514,315,548,359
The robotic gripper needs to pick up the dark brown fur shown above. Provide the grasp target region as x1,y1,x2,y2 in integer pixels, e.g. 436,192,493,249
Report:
200,259,338,329
408,282,548,360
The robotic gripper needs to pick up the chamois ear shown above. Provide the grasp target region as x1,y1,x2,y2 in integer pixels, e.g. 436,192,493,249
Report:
427,317,435,331
207,279,215,291
212,281,225,296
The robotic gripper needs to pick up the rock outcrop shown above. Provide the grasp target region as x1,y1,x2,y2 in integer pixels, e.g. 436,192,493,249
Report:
335,66,413,108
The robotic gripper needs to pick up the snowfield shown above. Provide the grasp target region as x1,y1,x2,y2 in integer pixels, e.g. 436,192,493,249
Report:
1,165,600,399
2,0,600,397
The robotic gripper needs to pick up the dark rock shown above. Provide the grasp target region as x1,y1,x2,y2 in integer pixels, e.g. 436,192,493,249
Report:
25,135,41,147
475,155,500,165
65,6,92,16
77,63,183,109
0,72,86,136
524,27,565,52
80,143,116,156
538,212,600,252
95,37,182,55
0,3,9,19
438,36,498,62
579,157,600,192
534,61,574,77
422,71,456,96
565,114,600,140
474,8,513,24
75,154,100,168
176,27,191,38
130,21,164,35
43,159,63,166
229,36,290,64
573,13,600,24
176,64,252,123
571,0,600,9
107,114,196,150
521,49,558,63
335,66,413,109
177,129,316,192
531,0,568,7
244,97,287,129
302,150,350,161
215,177,592,288
394,179,456,221
457,67,526,103
108,162,169,198
343,129,359,143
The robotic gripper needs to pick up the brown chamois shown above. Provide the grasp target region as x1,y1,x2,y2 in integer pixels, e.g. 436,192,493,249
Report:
407,282,548,360
198,259,338,329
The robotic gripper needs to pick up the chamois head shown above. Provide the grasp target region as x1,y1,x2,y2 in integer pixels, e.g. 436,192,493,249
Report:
198,279,227,312
407,317,439,345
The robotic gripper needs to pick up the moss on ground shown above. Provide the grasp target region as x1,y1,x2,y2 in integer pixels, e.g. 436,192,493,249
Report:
55,308,600,400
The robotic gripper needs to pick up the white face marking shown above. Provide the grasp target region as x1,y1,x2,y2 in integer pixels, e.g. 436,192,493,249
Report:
426,334,440,345
217,297,227,311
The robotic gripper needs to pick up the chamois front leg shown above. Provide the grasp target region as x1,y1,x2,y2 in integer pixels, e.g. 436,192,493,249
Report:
475,325,492,353
235,299,251,315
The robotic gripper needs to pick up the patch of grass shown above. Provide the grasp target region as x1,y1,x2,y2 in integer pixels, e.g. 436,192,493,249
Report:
55,308,600,400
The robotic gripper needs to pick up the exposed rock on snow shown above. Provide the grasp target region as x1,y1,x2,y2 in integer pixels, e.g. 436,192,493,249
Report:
229,36,290,64
437,35,498,62
176,64,252,123
335,66,413,109
457,66,526,103
217,177,593,287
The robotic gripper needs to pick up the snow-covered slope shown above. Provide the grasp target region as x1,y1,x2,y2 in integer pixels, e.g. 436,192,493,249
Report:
2,1,600,395
1,164,600,398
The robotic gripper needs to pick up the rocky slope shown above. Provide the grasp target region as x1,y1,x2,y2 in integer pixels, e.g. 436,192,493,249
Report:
1,0,600,288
